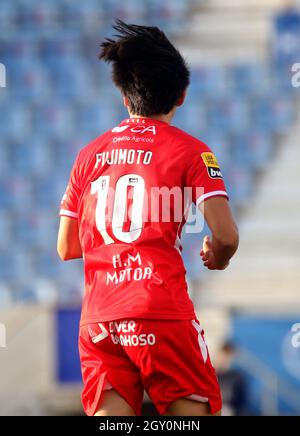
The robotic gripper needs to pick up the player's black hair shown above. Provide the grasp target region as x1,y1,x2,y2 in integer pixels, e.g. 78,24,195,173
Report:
99,20,190,116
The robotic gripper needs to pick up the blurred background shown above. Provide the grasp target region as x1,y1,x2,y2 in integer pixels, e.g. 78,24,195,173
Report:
0,0,300,416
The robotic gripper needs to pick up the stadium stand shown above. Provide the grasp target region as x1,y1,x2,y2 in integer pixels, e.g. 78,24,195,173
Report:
177,0,300,311
0,0,295,307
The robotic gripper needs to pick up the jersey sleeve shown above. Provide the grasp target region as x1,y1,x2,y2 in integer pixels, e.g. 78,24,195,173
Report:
59,153,82,219
185,143,229,206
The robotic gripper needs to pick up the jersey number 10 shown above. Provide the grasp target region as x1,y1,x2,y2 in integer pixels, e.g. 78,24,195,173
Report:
91,174,145,245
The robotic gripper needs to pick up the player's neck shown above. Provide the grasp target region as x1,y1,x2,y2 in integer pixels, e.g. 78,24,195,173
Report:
129,112,175,125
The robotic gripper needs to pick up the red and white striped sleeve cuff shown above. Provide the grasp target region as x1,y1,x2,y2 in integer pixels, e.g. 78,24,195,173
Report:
196,191,229,206
59,209,78,219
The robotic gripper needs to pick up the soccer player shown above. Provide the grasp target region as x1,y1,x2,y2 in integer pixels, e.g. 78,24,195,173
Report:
57,21,239,417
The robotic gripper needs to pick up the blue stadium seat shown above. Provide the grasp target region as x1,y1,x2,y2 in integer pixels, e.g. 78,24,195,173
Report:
33,102,75,140
13,247,35,281
190,65,227,96
30,137,56,177
0,212,13,250
0,103,32,141
0,178,23,210
0,143,11,178
16,285,38,303
52,137,84,174
0,1,18,33
225,166,254,208
0,32,39,63
33,176,63,210
41,32,82,69
0,282,13,307
148,0,189,31
208,96,250,134
199,132,231,171
14,215,36,249
18,0,60,33
11,136,55,178
229,63,271,96
50,60,94,101
35,250,61,279
104,0,146,22
14,212,57,251
231,131,273,171
61,0,105,31
173,96,207,137
0,253,15,281
252,95,294,133
77,96,123,136
10,60,51,102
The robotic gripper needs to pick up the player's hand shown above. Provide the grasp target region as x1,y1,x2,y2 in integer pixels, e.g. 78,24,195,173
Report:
200,236,217,270
200,236,229,271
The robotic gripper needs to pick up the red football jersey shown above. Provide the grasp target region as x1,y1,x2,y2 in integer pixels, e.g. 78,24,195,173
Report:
60,118,228,325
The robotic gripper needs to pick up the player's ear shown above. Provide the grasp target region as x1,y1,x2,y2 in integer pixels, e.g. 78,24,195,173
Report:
176,89,188,107
123,95,130,109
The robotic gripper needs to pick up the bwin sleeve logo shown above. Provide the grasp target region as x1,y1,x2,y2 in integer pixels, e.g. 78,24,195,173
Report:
0,63,6,88
201,152,223,179
0,323,6,348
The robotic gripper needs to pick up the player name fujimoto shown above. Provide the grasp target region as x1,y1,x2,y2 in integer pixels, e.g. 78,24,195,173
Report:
95,148,153,168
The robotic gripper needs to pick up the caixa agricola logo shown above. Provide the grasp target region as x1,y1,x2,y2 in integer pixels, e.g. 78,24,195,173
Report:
0,63,6,88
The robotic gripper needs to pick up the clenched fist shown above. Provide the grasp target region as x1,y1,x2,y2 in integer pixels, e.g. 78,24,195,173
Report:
200,236,229,271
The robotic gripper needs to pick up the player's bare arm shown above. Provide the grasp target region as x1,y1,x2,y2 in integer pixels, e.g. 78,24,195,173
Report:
57,216,83,261
199,197,239,271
